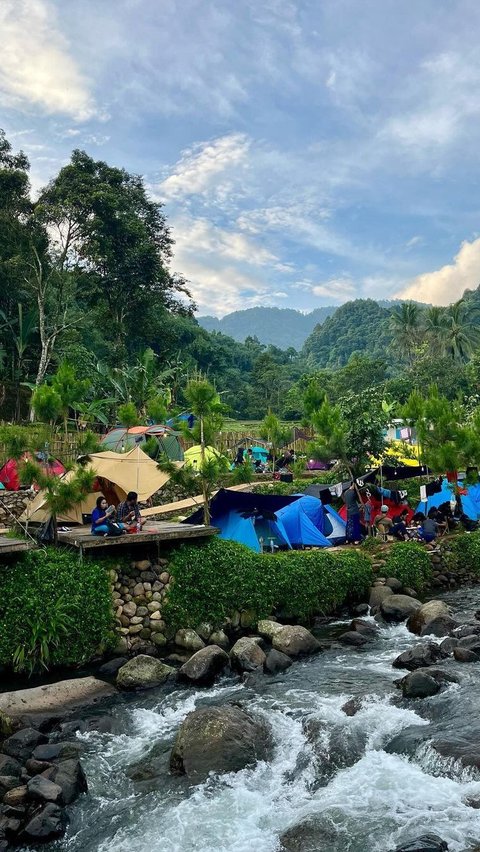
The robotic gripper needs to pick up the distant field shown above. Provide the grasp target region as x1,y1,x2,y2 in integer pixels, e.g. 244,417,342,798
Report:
222,419,300,433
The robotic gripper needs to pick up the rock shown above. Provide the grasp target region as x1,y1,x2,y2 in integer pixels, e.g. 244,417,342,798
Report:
230,637,266,672
2,728,47,763
272,625,321,657
116,655,174,689
97,657,128,679
196,623,213,642
3,785,28,807
453,623,480,638
403,587,418,598
179,646,230,685
122,601,136,618
341,697,362,716
420,616,458,638
369,585,393,608
22,802,69,842
279,816,336,851
25,759,53,775
264,649,293,674
256,619,285,641
175,629,205,653
151,632,167,647
453,648,480,662
209,630,230,650
395,835,448,851
386,577,403,591
407,601,452,635
440,637,459,655
352,603,369,616
0,710,17,738
135,560,151,571
0,755,22,778
338,631,369,646
27,775,63,804
393,642,445,671
349,618,379,637
381,595,422,622
399,671,441,699
0,775,21,796
32,742,82,762
49,759,88,805
169,705,271,782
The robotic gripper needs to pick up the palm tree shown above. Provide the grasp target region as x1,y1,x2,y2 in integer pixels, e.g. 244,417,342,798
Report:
444,299,480,361
389,302,422,365
422,306,448,356
183,378,226,525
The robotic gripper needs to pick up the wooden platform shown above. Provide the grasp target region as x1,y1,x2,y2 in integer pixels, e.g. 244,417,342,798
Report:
56,521,217,554
0,536,34,556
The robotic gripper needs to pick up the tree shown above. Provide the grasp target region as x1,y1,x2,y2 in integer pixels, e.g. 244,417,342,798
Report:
182,378,226,524
31,385,62,428
260,412,291,468
21,460,95,544
422,306,447,356
50,361,90,440
389,302,422,365
0,302,37,421
444,299,479,362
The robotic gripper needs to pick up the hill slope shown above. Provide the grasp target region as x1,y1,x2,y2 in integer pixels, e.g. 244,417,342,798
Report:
197,306,336,350
303,299,393,367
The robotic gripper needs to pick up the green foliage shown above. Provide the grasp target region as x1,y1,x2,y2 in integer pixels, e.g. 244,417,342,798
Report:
31,384,62,424
383,541,432,592
449,532,480,575
118,401,139,428
230,459,254,484
164,537,373,630
0,549,113,673
303,299,392,368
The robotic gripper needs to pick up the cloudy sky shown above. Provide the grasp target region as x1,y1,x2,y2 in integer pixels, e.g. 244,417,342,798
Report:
3,0,480,316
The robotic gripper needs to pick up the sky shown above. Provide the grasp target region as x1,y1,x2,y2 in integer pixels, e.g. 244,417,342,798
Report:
3,0,480,317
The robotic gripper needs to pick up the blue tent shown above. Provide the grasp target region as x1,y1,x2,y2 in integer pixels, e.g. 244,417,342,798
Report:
276,495,332,547
251,446,268,462
416,478,480,521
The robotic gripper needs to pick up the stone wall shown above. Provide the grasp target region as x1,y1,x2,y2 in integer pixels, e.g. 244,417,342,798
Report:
109,559,172,657
0,492,30,525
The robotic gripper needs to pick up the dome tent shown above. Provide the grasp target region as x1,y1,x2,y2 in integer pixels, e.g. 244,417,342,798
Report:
101,425,184,462
183,445,228,468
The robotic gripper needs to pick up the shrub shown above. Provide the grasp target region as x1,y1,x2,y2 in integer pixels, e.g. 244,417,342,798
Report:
383,541,432,592
164,538,374,630
0,549,114,673
449,532,480,575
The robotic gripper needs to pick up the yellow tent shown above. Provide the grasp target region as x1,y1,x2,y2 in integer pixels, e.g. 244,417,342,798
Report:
370,440,421,468
183,445,228,468
21,446,178,525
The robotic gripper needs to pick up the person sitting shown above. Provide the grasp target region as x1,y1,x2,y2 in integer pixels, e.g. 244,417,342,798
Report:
419,515,439,543
91,496,126,536
374,506,393,539
117,491,145,529
391,509,409,540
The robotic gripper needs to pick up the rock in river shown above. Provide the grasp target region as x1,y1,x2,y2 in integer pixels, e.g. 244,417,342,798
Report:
272,625,321,657
179,645,230,685
395,835,448,851
399,671,441,699
407,600,452,636
380,595,421,622
169,705,271,782
230,637,266,672
392,642,445,671
116,655,175,690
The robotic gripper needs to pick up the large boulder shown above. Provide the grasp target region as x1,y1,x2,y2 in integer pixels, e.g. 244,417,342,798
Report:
272,626,321,657
2,728,47,763
369,585,393,609
256,620,284,641
264,649,292,674
453,648,480,663
279,816,336,851
381,595,421,622
399,671,441,699
349,618,379,637
407,601,452,635
395,836,448,852
337,631,369,647
230,637,266,672
169,705,271,782
116,655,174,690
179,645,230,685
27,775,63,804
175,629,205,653
392,642,445,671
22,803,68,843
49,759,88,805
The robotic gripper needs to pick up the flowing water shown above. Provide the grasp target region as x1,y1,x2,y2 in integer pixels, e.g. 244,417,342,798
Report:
43,587,480,852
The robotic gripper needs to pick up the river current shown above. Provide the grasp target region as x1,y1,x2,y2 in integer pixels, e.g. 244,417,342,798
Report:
44,586,480,852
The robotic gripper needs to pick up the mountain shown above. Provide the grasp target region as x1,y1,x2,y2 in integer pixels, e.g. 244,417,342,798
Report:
197,306,336,350
303,299,393,367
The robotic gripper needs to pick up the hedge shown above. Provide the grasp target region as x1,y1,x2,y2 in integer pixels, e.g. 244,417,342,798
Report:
383,541,432,592
449,531,480,575
0,548,114,673
164,538,373,630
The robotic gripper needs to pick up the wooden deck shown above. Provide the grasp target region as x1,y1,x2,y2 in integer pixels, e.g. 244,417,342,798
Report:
57,521,217,553
0,535,34,556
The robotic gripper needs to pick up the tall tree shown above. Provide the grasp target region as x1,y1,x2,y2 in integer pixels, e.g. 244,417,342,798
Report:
389,302,422,365
444,299,479,361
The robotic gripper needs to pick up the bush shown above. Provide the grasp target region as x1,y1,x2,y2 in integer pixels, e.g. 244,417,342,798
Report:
0,549,114,673
449,532,480,575
383,541,432,592
164,538,373,630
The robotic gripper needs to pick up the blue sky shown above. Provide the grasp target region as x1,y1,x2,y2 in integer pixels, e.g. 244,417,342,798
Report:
3,0,480,316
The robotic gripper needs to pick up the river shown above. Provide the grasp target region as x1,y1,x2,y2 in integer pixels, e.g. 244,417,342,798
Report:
43,587,480,852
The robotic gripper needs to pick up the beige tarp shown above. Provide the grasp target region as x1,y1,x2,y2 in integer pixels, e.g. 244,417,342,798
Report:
141,483,256,517
21,446,178,525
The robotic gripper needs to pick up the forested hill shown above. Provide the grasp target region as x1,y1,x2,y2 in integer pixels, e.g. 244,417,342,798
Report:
197,306,336,349
302,299,393,367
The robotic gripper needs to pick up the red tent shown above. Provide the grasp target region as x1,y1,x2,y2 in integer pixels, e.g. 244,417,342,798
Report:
0,454,66,491
338,495,414,526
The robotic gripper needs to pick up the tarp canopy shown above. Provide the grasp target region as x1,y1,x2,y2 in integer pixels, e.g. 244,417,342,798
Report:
101,425,184,461
184,445,228,468
21,446,176,524
0,454,65,491
415,478,480,521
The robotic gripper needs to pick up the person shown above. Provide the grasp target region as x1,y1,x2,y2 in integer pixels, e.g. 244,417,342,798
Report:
374,506,393,539
91,496,125,536
391,509,409,540
117,491,145,529
234,446,245,466
343,483,361,544
419,515,439,543
362,491,374,536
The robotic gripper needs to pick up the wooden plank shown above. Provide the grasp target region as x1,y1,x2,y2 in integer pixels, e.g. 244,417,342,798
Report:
0,537,33,555
56,522,217,551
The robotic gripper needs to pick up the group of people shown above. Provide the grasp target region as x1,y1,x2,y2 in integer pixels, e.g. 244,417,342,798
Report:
343,484,450,546
233,446,296,473
90,492,145,536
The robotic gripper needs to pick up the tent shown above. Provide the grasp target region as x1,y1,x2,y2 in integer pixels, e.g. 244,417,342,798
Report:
101,425,184,461
274,496,347,547
0,454,65,491
250,446,268,462
415,478,480,522
21,446,176,525
183,445,228,468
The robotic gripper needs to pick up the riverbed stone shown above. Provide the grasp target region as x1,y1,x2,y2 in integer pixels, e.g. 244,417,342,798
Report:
338,631,369,647
208,630,230,650
27,775,63,804
395,835,448,851
381,594,422,622
122,602,136,618
264,649,293,674
440,637,459,655
179,645,230,685
49,759,88,805
175,629,205,653
169,705,272,782
97,657,128,679
392,642,445,671
407,600,451,635
0,755,22,778
22,802,68,843
32,742,82,762
2,728,47,763
399,671,441,699
231,637,266,672
341,697,363,717
385,577,403,592
116,655,174,690
272,625,321,657
151,632,167,647
453,647,480,663
256,619,285,641
349,618,380,637
369,585,393,609
0,776,21,796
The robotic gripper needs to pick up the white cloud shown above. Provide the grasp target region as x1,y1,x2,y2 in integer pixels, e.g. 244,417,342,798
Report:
158,133,250,200
396,238,480,304
311,277,356,302
0,0,97,120
173,217,279,268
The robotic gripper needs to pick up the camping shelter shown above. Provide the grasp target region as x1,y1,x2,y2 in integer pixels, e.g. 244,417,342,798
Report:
250,446,269,462
275,496,346,547
415,478,480,521
0,454,65,491
101,425,184,461
21,446,176,525
183,445,228,468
